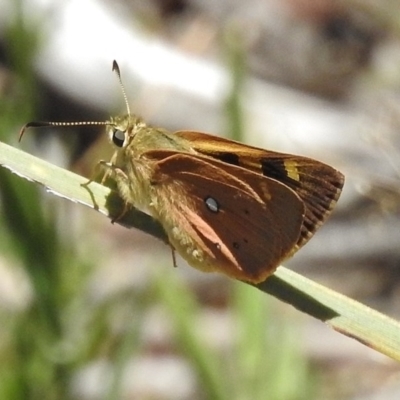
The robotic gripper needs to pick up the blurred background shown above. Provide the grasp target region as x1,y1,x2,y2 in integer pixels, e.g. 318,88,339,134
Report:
0,0,400,399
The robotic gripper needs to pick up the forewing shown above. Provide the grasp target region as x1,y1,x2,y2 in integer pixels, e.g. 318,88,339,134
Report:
174,131,344,250
146,151,304,283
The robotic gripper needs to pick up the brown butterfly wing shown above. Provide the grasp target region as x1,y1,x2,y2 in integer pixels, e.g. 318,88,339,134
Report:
174,131,344,251
145,151,305,283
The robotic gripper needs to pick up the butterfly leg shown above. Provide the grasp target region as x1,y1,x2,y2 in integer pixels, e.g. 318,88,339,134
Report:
93,160,131,223
80,158,131,223
81,153,121,187
110,201,130,224
97,160,129,182
170,245,178,268
80,161,106,187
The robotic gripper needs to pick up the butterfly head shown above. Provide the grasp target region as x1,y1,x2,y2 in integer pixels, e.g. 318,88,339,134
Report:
107,114,146,149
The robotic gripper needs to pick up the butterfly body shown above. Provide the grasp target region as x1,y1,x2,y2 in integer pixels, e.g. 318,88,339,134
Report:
105,114,342,283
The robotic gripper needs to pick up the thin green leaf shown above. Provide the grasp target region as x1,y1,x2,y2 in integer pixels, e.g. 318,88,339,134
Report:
1,140,400,362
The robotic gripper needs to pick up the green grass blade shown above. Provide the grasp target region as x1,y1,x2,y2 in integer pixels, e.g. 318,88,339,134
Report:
0,140,166,241
257,269,400,361
1,140,400,362
153,271,228,400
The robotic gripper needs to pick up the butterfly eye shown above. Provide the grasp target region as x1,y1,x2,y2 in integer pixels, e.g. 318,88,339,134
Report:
112,129,125,147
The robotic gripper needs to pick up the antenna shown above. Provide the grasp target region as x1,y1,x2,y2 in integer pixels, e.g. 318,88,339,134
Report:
19,60,131,142
112,60,131,117
18,121,109,142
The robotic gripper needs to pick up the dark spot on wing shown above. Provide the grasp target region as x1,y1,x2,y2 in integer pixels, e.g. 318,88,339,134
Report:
214,152,240,166
205,196,220,213
261,158,297,185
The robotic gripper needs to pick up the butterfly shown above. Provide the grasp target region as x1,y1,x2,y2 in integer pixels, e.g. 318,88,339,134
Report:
19,61,344,283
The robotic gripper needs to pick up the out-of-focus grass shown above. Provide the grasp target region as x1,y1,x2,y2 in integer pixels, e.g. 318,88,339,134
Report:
154,270,315,400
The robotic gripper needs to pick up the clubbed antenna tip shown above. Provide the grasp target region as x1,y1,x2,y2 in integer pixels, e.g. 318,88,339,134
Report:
112,60,131,117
